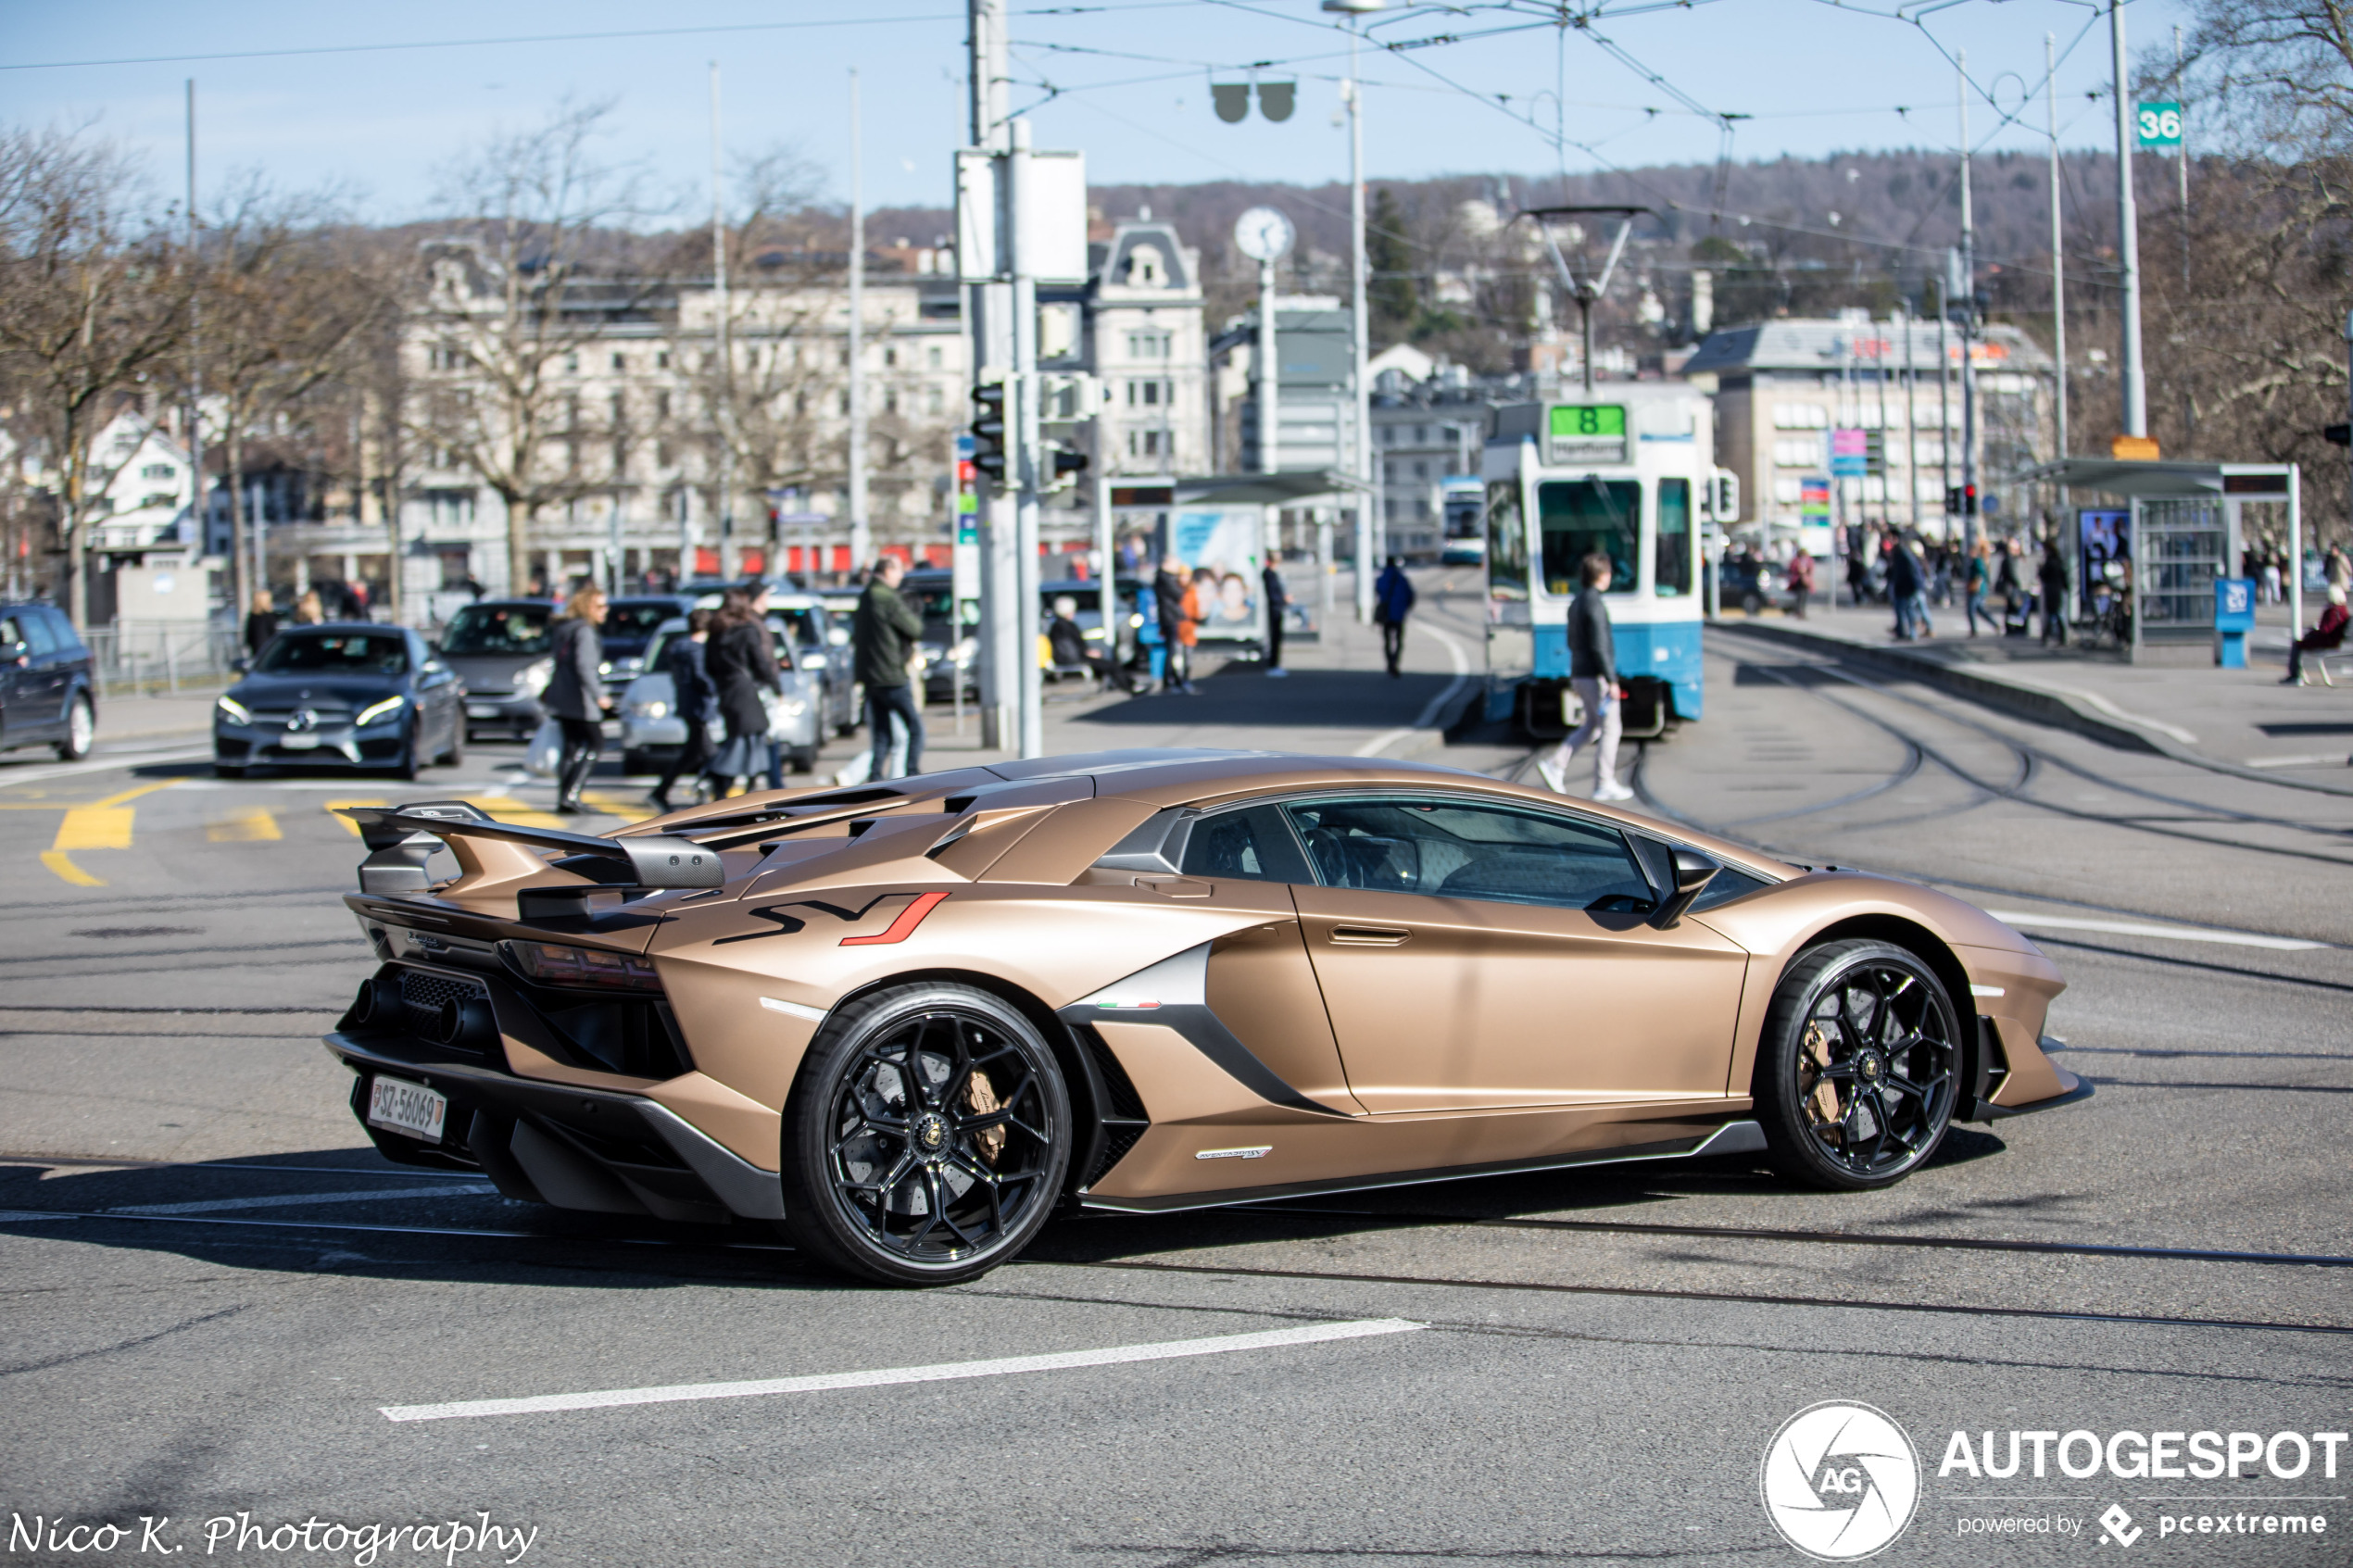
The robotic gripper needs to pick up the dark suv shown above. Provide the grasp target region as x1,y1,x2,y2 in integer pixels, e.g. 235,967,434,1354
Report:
0,601,96,761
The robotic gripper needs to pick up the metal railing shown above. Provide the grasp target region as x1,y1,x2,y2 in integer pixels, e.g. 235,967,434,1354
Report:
82,622,246,699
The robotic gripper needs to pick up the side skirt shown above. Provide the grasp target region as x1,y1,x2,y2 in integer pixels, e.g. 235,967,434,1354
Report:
1079,1119,1769,1214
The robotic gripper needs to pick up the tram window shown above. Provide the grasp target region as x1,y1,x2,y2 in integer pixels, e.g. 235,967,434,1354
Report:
1537,479,1639,596
1655,478,1693,596
1486,480,1528,600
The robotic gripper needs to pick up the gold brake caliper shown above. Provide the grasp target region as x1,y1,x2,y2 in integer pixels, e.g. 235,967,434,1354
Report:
1803,1022,1843,1136
965,1070,1006,1163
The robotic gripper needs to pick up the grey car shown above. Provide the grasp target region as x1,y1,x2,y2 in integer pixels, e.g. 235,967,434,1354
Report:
617,615,826,775
436,599,556,742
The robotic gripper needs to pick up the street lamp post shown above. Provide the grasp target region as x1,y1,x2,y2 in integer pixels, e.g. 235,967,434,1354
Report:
1325,0,1383,621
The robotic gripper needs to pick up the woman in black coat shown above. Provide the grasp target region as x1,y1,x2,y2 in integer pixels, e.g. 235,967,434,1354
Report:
702,586,782,798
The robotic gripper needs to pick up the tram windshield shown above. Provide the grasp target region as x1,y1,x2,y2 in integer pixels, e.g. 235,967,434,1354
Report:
1538,479,1639,596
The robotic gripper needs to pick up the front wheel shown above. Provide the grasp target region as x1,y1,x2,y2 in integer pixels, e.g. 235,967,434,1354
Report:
56,694,94,760
1753,939,1959,1191
780,983,1071,1286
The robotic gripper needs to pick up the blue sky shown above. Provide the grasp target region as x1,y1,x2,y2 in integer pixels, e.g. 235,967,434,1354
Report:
0,0,2195,223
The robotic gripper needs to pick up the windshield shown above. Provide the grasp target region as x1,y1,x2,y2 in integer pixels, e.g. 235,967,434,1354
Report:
257,632,409,675
644,622,796,675
1538,479,1640,596
441,604,551,656
602,601,678,639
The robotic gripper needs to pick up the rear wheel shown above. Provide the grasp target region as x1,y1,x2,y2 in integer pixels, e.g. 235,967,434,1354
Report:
1754,939,1958,1191
56,694,94,760
438,717,463,767
787,745,820,773
780,983,1071,1286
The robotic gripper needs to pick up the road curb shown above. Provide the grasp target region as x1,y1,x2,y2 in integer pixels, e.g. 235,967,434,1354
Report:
1712,617,2353,799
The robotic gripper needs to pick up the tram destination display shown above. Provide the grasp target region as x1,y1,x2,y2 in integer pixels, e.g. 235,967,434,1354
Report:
1547,404,1628,465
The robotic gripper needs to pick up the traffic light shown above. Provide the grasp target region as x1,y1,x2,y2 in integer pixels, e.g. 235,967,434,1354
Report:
1944,483,1979,516
970,383,1007,482
1044,442,1089,494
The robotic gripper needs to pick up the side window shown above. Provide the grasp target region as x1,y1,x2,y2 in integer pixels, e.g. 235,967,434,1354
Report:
1282,797,1655,912
0,617,20,650
1690,864,1768,913
1485,479,1527,602
19,611,59,658
1179,804,1313,884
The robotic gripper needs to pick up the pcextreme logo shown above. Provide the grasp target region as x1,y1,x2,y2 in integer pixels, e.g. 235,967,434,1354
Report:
1761,1401,1921,1561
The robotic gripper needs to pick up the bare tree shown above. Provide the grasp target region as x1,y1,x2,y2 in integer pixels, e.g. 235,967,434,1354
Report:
189,180,388,614
0,126,188,626
408,101,663,593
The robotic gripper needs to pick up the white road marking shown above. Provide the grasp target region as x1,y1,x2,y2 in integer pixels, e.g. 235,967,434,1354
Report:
111,1183,496,1216
1985,910,2327,952
1355,621,1472,758
0,746,210,789
381,1316,1428,1424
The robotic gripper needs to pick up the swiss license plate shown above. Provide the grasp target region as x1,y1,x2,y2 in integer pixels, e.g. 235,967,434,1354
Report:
367,1075,447,1143
279,732,321,750
466,703,497,719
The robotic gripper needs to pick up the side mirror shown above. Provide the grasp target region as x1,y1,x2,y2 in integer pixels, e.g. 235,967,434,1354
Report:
1649,847,1720,930
231,655,249,674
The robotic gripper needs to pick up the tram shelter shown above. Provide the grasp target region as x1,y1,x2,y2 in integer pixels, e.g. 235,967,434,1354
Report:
2012,457,2301,662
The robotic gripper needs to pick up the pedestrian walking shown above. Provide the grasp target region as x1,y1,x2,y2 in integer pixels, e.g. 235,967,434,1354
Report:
2038,532,2071,646
2261,555,2283,606
2283,585,2350,685
1785,549,1815,619
1994,540,2025,635
852,555,926,778
650,608,717,810
1844,537,1872,608
1964,540,1994,637
1262,558,1291,676
547,585,611,815
1887,536,1926,640
1153,557,1196,694
242,591,278,659
1535,552,1633,802
707,585,785,797
293,588,325,626
1374,555,1416,677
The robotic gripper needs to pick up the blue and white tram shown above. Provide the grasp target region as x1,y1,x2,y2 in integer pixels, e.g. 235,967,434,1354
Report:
1480,386,1733,737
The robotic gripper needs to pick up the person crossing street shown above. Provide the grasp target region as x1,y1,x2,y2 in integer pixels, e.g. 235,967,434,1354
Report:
1374,556,1416,678
853,554,926,778
1536,552,1633,803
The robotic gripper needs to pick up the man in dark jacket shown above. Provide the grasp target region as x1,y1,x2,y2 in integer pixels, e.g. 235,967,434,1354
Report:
1887,536,1926,640
1535,552,1632,802
1374,556,1416,677
651,608,718,810
1152,557,1194,694
1261,559,1291,677
2037,532,2071,646
853,555,925,778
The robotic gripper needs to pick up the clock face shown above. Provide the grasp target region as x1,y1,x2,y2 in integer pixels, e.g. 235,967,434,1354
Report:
1233,206,1295,262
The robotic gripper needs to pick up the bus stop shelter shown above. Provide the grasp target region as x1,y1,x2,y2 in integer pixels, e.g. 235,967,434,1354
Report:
2012,457,2301,661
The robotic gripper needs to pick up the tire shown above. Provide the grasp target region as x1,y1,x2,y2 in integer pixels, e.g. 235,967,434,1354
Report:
1752,939,1959,1192
787,746,820,773
1741,590,1765,615
438,715,464,768
388,737,422,782
56,693,94,761
780,982,1072,1286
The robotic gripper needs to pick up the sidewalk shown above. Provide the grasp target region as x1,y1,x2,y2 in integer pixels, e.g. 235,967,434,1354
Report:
1712,596,2353,792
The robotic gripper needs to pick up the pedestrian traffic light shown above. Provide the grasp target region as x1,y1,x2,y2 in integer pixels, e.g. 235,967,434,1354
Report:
1043,442,1090,494
970,383,1007,482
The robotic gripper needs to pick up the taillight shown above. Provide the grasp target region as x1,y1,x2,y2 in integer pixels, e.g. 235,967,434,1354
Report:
499,940,663,992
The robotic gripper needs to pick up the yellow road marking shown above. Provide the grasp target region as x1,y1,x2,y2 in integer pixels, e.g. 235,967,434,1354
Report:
322,799,389,836
206,808,281,843
39,850,103,886
457,797,567,829
581,792,649,822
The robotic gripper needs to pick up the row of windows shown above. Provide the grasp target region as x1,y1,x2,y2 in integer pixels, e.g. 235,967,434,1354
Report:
1378,421,1475,448
1769,437,1954,468
1769,475,1947,504
425,342,956,376
1770,402,1964,432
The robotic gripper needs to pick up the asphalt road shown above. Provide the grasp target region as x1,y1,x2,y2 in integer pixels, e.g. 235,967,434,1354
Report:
3,590,2347,1567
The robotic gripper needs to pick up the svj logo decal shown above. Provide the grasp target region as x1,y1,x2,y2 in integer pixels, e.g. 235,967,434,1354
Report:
1761,1401,1921,1561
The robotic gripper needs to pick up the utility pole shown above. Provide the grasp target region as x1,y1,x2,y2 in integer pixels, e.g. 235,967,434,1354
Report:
1935,275,1952,527
708,62,729,583
1256,255,1278,473
2048,32,2070,524
2174,25,2190,288
1010,118,1044,759
1901,297,1920,534
2112,0,2148,439
1327,0,1378,622
970,0,1015,750
848,68,870,577
186,80,214,607
1958,52,1980,554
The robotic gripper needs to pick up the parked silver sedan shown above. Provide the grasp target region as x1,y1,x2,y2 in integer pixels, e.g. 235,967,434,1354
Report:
616,617,825,776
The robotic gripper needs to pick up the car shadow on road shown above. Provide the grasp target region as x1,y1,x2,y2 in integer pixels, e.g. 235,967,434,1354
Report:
1073,664,1453,733
1,1128,2016,1293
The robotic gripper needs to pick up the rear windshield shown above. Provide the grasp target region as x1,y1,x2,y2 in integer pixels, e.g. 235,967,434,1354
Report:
257,633,409,675
645,622,795,674
441,604,550,655
603,601,678,638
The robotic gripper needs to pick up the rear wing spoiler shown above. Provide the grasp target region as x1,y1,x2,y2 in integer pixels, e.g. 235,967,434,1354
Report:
339,800,724,897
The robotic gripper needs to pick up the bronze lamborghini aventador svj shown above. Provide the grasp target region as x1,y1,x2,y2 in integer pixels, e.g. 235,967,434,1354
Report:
324,749,2086,1285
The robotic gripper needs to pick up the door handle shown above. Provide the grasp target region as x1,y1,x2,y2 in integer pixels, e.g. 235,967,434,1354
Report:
1329,925,1409,946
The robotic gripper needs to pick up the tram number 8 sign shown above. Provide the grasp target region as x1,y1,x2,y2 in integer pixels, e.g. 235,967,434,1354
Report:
1547,403,1629,465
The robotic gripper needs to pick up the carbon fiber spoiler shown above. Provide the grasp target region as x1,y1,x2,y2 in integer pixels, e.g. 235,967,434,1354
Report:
338,800,724,897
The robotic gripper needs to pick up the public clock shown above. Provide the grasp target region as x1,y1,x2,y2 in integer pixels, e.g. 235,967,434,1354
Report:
1233,207,1296,263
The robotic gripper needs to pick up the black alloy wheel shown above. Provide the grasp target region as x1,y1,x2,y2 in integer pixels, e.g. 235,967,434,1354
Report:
782,983,1070,1286
1754,939,1958,1191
